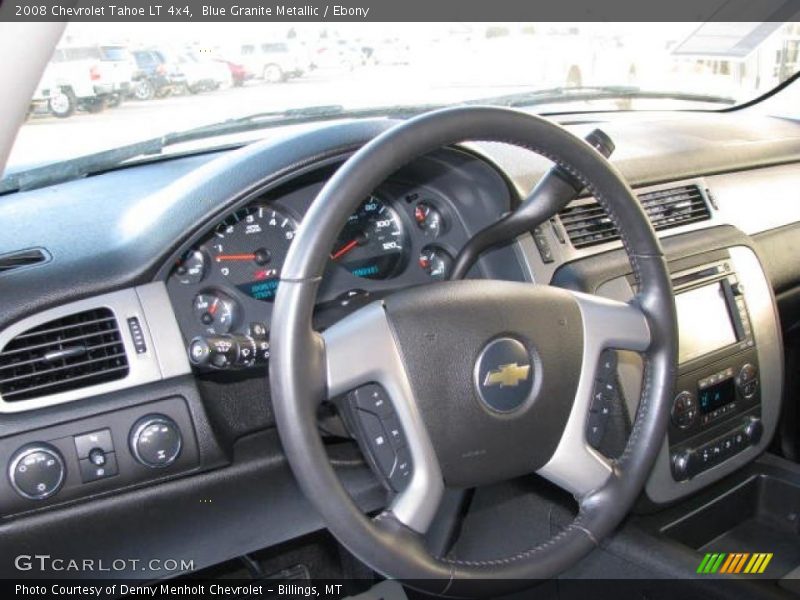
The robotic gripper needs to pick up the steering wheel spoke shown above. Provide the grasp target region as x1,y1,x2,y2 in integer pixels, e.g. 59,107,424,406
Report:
537,292,651,496
323,301,445,534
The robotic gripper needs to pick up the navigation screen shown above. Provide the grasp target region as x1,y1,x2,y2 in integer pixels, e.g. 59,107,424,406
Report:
675,282,737,363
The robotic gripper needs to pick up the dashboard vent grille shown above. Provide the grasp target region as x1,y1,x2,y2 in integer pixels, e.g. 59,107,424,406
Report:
0,308,129,402
558,184,711,249
0,248,49,274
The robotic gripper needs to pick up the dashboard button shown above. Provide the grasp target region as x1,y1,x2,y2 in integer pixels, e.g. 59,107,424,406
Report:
130,415,182,468
9,444,66,500
74,428,114,459
671,391,697,430
79,452,118,482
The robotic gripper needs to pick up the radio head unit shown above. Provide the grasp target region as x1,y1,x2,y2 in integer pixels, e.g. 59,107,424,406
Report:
666,260,762,482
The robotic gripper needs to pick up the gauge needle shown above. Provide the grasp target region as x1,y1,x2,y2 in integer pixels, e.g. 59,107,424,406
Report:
216,253,256,262
209,298,219,315
331,239,359,260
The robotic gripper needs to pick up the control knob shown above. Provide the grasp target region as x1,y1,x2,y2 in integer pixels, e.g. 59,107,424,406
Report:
672,449,695,481
744,417,763,445
8,443,66,500
129,415,182,468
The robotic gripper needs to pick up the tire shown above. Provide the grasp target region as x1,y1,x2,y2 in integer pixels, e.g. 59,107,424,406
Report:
106,93,123,108
263,64,284,83
48,88,76,118
134,79,155,101
84,97,107,114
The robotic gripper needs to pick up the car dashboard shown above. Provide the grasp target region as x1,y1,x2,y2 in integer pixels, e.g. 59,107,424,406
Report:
0,109,799,579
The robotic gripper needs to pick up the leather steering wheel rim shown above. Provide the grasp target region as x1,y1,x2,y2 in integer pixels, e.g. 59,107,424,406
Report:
270,106,677,596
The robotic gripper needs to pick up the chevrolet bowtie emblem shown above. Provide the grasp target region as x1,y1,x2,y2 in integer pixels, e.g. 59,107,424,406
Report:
483,362,531,388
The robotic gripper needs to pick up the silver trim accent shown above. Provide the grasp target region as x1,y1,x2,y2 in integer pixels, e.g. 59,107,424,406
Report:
537,291,651,496
8,444,66,500
129,415,183,468
517,165,800,281
0,282,190,413
323,301,444,534
645,246,783,503
519,178,718,283
136,283,191,378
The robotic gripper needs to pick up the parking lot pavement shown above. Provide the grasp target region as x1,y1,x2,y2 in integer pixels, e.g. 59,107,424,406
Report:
7,65,531,170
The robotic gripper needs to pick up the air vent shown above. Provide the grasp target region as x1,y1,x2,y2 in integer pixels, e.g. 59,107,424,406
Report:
0,308,129,402
0,248,49,274
558,184,712,249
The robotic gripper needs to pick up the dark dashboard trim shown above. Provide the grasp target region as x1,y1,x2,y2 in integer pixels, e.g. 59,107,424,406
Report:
0,119,397,334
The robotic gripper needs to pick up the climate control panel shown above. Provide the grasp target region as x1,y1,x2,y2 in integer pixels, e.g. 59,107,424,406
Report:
0,397,198,514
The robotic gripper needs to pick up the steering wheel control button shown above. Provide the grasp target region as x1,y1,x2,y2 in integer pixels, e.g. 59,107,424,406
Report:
9,443,66,500
586,349,620,449
352,384,393,418
79,451,118,483
671,391,698,430
473,337,534,413
388,446,413,491
382,416,406,449
74,428,114,458
356,409,397,476
130,414,182,468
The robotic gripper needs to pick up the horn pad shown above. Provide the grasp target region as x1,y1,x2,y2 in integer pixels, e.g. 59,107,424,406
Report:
383,279,584,487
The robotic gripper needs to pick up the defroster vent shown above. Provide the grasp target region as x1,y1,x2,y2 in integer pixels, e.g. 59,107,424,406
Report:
558,184,712,249
0,307,129,402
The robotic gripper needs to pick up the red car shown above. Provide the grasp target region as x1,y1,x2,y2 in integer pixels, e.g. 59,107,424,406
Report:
214,58,252,87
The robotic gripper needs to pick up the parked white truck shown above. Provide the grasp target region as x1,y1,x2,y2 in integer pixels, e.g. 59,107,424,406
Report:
31,44,135,118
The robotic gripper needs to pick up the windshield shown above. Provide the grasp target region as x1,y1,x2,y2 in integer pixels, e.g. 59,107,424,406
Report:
7,21,800,176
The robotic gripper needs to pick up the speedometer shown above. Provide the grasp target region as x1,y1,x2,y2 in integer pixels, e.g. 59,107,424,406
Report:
209,205,297,301
331,196,409,279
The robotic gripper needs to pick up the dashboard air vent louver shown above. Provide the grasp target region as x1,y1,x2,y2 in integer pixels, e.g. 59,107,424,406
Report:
558,184,712,249
0,308,129,402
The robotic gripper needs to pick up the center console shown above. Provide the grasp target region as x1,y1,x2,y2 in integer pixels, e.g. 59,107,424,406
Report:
639,245,783,504
573,241,785,506
666,260,764,482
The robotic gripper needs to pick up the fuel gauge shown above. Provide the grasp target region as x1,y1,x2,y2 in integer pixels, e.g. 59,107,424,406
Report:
414,201,444,237
174,250,207,285
419,246,453,280
193,291,238,334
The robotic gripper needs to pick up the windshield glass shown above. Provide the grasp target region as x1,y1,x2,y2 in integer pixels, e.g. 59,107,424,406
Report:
7,21,800,175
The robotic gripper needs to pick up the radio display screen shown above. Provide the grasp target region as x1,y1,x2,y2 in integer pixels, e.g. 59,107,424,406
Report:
698,377,736,414
675,282,737,363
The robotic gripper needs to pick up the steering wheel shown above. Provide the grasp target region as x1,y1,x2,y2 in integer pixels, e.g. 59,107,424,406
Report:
270,107,677,596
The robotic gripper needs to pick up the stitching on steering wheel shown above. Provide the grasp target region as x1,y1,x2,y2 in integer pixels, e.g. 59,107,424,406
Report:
421,138,657,568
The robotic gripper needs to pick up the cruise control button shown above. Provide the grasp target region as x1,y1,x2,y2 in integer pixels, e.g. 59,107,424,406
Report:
353,384,394,418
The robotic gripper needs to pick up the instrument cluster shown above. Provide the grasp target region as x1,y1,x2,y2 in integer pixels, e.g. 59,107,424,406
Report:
165,179,467,370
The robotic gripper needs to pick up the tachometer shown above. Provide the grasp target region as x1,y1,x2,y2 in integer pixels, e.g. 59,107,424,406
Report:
209,205,297,301
331,196,409,279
